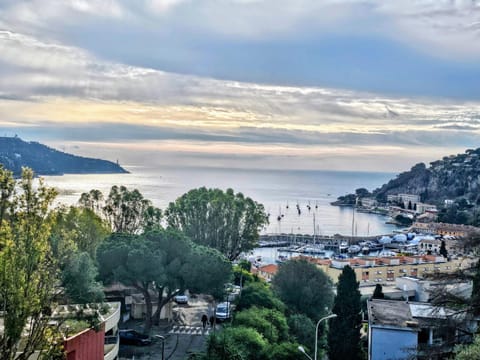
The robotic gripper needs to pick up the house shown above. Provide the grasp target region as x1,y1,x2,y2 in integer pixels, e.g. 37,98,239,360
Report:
367,299,477,360
256,264,278,282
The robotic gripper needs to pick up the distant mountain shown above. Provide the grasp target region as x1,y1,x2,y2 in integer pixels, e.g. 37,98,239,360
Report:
0,137,128,176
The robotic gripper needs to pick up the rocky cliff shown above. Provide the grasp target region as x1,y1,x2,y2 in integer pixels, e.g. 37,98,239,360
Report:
373,148,480,206
0,136,128,176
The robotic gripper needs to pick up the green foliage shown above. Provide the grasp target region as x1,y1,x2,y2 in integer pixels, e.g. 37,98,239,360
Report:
49,206,110,263
234,307,288,343
185,245,233,301
97,229,232,332
272,259,334,320
266,342,304,360
205,332,244,360
166,187,268,260
236,282,285,312
97,232,164,332
79,186,162,234
0,167,59,359
222,326,268,360
62,252,104,303
455,335,480,360
328,266,363,360
372,284,385,299
287,314,315,352
233,265,254,287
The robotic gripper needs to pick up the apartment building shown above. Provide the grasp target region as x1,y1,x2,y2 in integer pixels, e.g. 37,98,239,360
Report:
306,255,476,285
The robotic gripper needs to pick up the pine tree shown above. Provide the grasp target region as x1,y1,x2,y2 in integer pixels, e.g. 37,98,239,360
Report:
328,266,363,360
372,284,385,299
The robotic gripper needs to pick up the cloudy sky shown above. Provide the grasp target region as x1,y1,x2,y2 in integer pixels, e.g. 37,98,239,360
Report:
1,0,480,172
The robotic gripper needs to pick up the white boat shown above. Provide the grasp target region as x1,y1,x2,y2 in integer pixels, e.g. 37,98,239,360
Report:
348,245,361,254
339,242,348,253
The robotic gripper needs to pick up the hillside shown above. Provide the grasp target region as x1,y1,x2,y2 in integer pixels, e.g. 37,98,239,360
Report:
0,136,128,176
373,149,480,205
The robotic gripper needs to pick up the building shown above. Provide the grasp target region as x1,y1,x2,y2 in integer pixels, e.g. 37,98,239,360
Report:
59,302,121,360
396,277,472,303
130,292,174,321
308,255,476,285
4,302,122,360
255,264,278,282
360,197,377,208
411,222,479,237
367,299,477,360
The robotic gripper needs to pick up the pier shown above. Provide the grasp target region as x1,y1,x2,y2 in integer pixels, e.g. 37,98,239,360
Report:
258,233,384,251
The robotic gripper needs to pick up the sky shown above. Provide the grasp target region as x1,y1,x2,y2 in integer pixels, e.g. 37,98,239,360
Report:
1,0,480,172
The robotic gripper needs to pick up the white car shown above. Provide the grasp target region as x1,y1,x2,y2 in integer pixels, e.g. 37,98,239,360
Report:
215,302,232,321
174,294,188,304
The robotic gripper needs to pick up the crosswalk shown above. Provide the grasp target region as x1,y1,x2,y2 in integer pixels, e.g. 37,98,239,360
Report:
169,325,212,336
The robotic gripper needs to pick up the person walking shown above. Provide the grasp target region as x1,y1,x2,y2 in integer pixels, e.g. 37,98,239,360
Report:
201,314,208,329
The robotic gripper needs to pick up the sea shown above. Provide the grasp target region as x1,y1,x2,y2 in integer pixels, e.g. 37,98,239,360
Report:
42,165,400,237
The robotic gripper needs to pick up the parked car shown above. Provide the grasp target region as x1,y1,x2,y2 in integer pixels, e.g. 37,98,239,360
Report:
119,329,152,346
174,294,189,304
215,302,232,322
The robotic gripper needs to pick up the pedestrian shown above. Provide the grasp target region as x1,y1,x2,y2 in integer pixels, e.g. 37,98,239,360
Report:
209,315,215,328
201,314,208,329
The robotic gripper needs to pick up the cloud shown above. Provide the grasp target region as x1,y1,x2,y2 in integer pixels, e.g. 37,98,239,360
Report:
1,27,480,171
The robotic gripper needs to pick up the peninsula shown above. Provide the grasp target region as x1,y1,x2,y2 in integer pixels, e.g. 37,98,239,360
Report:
0,136,128,176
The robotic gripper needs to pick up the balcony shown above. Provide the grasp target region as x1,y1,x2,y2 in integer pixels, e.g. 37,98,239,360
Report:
104,335,119,360
102,302,121,333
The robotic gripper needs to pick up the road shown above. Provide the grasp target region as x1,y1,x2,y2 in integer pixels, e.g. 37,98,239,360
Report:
119,295,214,360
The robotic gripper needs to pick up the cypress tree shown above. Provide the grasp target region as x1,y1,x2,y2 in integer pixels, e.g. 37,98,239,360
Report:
328,266,363,360
439,240,448,258
372,284,384,299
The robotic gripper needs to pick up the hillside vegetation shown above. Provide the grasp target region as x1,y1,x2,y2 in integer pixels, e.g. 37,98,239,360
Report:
0,136,128,176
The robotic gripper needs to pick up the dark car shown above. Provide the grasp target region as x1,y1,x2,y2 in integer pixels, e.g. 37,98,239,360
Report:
119,329,152,346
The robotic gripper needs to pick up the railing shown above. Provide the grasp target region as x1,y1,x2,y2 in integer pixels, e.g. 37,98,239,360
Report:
103,302,121,333
104,335,119,360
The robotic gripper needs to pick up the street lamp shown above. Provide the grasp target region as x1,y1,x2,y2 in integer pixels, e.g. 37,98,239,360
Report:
298,345,313,360
154,335,165,360
315,314,337,360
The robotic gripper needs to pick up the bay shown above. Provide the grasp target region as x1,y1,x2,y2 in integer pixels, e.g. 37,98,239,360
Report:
42,165,399,236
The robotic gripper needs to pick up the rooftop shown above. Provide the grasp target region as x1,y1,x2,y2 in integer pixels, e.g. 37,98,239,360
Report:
368,299,457,329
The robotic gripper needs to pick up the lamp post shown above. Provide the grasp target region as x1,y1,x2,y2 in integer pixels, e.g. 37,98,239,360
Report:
298,345,313,360
315,313,337,360
154,335,165,360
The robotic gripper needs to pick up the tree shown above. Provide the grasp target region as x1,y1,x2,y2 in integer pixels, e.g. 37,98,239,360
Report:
219,326,267,360
62,252,104,304
471,261,480,316
287,314,315,354
97,233,164,333
234,307,289,343
50,206,110,261
372,284,385,299
236,282,285,312
166,187,268,260
272,259,334,320
440,240,448,258
97,229,232,333
328,266,363,360
455,335,480,360
79,186,162,234
146,230,232,324
0,167,60,359
266,342,304,360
